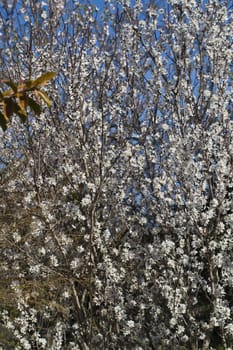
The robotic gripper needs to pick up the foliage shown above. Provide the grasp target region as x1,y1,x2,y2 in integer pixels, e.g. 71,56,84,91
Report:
0,72,56,130
0,0,232,349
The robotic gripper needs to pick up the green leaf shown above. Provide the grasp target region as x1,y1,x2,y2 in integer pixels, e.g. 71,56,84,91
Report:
33,72,56,87
23,80,35,89
0,111,8,131
5,99,15,118
27,97,42,115
16,111,27,123
37,90,52,107
15,103,27,122
6,99,27,122
3,81,18,93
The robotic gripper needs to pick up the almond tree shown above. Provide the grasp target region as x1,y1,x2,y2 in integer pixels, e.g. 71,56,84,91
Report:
0,0,232,349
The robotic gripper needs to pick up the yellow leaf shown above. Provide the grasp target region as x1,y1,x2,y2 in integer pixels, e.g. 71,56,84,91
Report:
18,95,28,111
2,89,14,98
33,72,56,87
37,90,52,107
